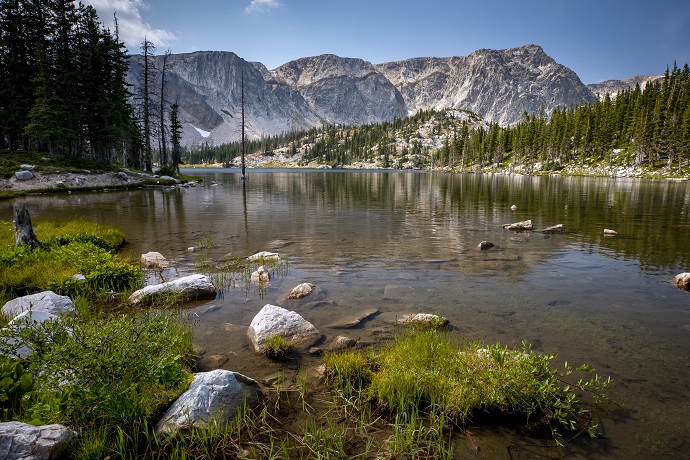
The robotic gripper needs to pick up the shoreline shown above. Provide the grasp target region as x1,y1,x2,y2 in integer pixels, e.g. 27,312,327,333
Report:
1,162,687,201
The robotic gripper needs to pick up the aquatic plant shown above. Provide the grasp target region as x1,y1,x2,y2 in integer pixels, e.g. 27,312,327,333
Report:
263,335,293,361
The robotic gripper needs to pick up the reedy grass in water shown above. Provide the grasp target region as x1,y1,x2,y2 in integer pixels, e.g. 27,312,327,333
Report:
324,327,611,451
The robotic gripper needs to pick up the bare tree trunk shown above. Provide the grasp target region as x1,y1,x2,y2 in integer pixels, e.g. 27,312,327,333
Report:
13,204,41,248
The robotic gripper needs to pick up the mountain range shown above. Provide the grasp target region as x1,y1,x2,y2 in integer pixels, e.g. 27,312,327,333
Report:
126,44,656,148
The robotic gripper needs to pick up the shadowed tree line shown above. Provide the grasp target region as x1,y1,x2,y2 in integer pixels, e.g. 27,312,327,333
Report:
0,0,143,166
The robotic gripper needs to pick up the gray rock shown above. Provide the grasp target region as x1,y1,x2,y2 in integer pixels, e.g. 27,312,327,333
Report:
155,370,262,435
477,241,495,250
128,274,217,305
140,251,170,268
1,291,74,320
247,304,321,352
328,335,356,351
159,175,181,184
117,171,129,181
603,229,618,237
287,282,316,300
4,310,61,359
327,308,379,328
20,164,35,171
502,219,533,231
14,170,33,181
541,224,564,234
674,273,690,291
0,422,75,460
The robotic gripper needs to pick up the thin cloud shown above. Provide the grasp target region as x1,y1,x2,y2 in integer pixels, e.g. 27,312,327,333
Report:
245,0,281,15
82,0,177,50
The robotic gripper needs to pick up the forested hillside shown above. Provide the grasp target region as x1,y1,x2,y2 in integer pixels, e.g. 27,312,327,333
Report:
0,0,141,166
184,64,690,176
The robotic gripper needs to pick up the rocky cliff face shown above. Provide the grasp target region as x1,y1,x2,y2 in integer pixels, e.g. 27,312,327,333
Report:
127,51,323,148
375,45,595,126
127,45,599,147
586,75,662,100
272,54,408,126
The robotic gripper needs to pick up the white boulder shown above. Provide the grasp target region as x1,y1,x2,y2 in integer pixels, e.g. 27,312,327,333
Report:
140,251,170,268
128,274,216,305
155,370,262,435
14,170,33,181
247,304,321,352
1,291,74,321
0,422,76,460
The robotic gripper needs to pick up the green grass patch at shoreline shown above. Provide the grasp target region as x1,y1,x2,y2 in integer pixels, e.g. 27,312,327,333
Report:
0,218,141,299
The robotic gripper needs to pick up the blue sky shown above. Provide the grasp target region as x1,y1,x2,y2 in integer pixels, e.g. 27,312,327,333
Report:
84,0,690,84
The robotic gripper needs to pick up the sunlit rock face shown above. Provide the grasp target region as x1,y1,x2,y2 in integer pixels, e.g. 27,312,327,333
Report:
127,45,596,147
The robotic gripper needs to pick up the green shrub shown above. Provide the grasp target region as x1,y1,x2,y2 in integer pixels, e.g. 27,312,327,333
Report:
263,335,293,361
0,307,194,457
0,357,33,421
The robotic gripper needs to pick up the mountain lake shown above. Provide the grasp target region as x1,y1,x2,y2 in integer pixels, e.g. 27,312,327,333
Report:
7,169,690,459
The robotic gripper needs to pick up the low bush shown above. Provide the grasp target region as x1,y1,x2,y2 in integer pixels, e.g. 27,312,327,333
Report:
0,304,194,458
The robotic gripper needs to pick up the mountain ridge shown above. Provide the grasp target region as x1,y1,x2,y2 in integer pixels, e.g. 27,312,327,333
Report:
126,45,651,148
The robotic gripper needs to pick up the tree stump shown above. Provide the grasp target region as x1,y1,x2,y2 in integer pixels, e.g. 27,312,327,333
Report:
13,204,41,248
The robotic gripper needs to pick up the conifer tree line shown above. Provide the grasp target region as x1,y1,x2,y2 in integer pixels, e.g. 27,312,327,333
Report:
0,0,146,165
186,64,690,174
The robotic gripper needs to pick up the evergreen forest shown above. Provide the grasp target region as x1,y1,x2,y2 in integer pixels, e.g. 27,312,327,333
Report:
0,0,146,166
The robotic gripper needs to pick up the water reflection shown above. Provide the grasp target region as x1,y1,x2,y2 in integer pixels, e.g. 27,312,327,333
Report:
5,170,690,458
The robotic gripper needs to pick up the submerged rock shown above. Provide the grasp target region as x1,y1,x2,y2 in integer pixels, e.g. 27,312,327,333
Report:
397,313,449,328
477,241,495,250
603,229,618,237
383,284,416,301
0,422,76,460
502,220,532,231
327,308,379,328
155,370,262,435
128,274,217,305
1,291,74,320
328,335,356,351
541,224,565,234
247,304,321,352
674,273,690,291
